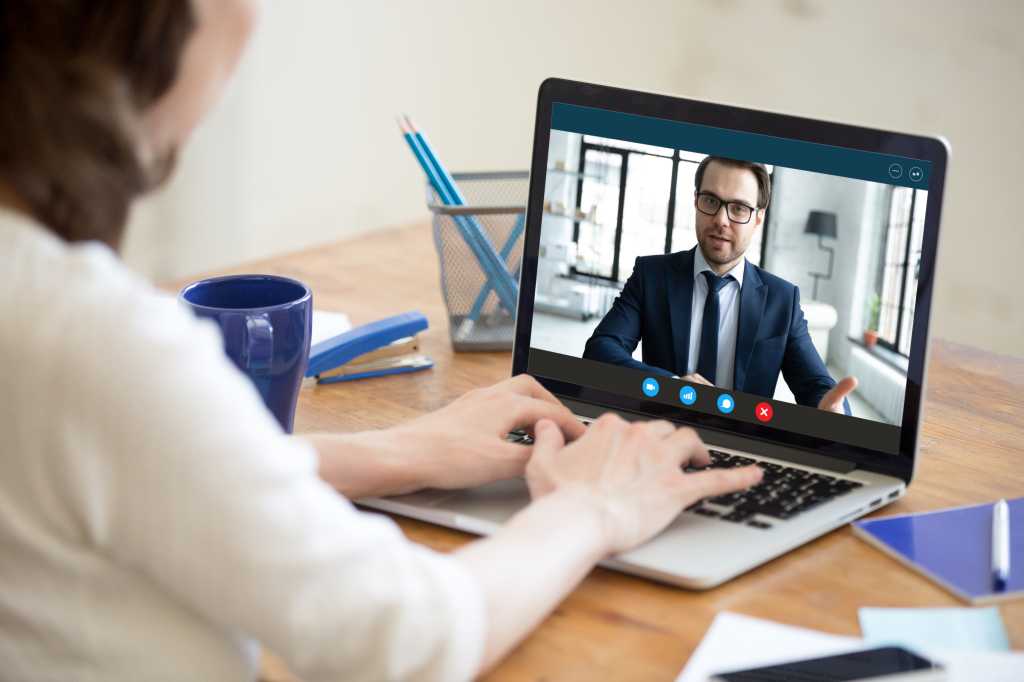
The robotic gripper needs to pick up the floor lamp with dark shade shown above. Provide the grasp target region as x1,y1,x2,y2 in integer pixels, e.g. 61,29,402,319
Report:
805,210,838,301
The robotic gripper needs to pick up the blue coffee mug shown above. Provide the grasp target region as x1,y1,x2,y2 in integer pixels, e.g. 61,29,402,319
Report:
179,274,312,433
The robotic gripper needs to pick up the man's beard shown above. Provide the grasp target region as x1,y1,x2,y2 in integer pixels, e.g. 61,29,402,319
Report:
698,234,744,265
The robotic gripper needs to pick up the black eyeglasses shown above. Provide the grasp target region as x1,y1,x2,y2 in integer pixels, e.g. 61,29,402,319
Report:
695,192,757,224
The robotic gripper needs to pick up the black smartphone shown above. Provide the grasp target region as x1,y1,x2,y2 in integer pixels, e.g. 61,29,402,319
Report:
710,646,944,682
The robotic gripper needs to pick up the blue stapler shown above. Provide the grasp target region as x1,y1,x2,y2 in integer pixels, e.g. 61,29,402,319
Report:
305,311,433,384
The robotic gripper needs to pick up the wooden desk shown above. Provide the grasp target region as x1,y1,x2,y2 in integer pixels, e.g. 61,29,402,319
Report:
178,223,1024,680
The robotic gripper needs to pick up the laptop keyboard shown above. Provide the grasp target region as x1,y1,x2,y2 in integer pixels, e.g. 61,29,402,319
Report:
685,450,863,529
507,431,864,530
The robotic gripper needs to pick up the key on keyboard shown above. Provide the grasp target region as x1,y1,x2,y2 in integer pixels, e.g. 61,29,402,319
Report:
506,429,534,444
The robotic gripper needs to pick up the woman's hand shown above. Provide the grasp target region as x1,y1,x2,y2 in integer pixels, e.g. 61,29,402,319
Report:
389,374,587,491
310,375,586,498
526,413,762,554
456,412,762,671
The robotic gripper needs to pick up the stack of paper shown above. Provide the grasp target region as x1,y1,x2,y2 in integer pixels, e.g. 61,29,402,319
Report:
311,309,352,345
676,612,861,682
677,611,1023,682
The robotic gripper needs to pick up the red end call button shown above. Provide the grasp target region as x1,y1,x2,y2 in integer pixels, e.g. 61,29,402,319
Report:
754,402,774,422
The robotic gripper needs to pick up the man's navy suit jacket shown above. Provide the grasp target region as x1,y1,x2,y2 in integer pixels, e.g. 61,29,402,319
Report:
582,248,849,414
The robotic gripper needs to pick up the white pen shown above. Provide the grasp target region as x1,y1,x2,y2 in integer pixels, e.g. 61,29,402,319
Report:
992,499,1010,589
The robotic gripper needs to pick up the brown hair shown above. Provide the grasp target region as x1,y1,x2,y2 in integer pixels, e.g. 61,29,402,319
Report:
0,1,196,248
694,156,772,209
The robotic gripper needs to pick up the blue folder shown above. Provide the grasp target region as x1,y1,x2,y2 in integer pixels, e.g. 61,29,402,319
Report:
852,498,1024,604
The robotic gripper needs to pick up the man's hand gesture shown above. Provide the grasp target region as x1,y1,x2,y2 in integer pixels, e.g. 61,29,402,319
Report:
818,376,858,414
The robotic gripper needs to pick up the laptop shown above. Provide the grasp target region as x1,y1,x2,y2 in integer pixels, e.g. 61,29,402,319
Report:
362,78,949,589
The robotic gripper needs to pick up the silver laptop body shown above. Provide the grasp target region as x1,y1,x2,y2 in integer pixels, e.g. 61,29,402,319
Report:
360,79,948,589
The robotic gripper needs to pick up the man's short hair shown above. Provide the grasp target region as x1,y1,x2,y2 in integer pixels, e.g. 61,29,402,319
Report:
694,156,772,209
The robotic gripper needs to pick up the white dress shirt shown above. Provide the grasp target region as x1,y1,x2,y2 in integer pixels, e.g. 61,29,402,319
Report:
685,248,745,389
0,208,484,682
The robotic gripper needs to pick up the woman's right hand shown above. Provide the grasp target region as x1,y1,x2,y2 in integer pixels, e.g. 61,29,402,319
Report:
526,413,762,555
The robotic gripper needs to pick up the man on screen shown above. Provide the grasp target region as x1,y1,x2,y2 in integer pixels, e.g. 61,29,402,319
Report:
583,156,855,415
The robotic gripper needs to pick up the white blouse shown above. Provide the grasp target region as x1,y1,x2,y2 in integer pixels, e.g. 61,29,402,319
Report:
0,209,484,681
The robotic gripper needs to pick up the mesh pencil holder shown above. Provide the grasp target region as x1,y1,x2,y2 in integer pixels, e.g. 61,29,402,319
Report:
426,171,528,352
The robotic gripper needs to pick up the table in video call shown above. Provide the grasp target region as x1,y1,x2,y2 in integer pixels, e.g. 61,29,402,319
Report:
168,222,1024,682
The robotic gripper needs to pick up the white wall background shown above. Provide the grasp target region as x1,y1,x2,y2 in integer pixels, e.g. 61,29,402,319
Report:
121,0,1024,358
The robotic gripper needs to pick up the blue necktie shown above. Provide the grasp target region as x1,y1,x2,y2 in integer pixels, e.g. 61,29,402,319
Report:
696,271,732,385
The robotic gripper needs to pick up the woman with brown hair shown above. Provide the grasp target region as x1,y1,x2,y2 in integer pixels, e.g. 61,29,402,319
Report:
0,1,760,679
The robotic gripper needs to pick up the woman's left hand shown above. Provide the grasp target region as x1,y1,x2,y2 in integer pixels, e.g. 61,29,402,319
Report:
390,374,587,491
309,375,586,498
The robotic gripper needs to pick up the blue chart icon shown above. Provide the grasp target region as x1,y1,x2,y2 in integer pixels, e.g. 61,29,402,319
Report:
641,377,660,398
716,393,736,414
679,386,697,406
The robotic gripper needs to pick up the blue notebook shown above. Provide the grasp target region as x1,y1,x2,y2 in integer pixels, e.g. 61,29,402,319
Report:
853,498,1024,605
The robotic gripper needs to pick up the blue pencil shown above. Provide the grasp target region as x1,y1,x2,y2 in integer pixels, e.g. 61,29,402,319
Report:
399,117,519,314
403,117,518,312
407,116,528,325
464,212,525,322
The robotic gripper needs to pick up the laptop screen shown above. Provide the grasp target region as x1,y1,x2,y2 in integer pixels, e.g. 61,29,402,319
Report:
525,101,939,456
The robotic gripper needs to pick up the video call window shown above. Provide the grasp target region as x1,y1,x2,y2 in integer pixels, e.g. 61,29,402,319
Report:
534,129,928,430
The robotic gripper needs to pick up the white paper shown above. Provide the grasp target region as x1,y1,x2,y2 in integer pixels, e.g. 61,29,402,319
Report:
676,612,862,682
677,611,1024,682
933,651,1024,680
311,309,351,346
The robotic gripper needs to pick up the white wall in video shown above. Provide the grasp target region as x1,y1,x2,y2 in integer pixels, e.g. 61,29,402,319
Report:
531,130,927,425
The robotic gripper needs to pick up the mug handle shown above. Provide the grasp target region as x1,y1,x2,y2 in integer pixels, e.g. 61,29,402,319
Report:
244,313,274,373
